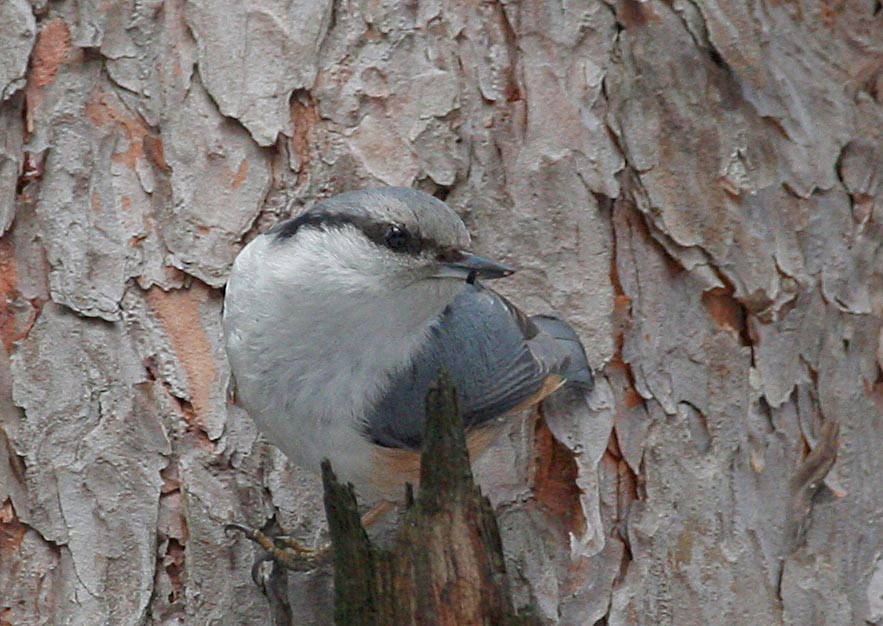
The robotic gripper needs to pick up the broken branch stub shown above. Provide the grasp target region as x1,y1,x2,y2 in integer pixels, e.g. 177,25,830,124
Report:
322,372,540,626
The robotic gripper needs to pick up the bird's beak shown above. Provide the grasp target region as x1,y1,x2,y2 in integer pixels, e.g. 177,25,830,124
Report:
434,250,516,282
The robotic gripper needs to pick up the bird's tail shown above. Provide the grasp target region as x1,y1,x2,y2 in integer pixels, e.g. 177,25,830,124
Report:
530,313,594,391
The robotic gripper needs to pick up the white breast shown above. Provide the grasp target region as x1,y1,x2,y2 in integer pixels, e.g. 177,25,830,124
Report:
222,230,463,498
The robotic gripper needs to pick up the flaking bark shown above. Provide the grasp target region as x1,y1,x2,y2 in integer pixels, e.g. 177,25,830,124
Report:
0,1,881,624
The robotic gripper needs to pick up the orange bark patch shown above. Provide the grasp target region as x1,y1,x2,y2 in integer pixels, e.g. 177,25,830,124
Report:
613,294,632,318
85,91,151,171
25,19,73,133
532,419,586,536
30,20,72,88
143,134,170,172
290,96,318,180
623,386,643,409
230,159,249,190
146,285,217,433
618,0,661,27
0,241,21,352
0,241,19,305
608,358,643,409
702,286,746,339
0,499,27,556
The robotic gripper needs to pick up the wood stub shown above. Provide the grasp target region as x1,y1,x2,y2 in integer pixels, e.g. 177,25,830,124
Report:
322,373,540,626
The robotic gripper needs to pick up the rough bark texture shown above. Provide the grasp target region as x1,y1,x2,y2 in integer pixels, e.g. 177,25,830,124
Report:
0,1,880,625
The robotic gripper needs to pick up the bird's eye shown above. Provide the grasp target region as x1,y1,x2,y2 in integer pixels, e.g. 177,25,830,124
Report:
384,224,410,250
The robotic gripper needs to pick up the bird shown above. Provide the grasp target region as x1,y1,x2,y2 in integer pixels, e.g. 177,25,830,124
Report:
222,187,593,506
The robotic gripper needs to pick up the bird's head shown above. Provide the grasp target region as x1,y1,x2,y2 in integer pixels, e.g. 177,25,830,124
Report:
265,187,514,299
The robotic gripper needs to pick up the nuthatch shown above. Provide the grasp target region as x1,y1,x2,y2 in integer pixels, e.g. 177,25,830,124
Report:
223,187,592,503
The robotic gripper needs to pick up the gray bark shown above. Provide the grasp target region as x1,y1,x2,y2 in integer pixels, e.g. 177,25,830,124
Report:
0,1,881,625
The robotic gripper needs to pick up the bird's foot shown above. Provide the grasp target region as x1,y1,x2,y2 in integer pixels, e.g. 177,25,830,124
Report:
225,522,331,584
226,501,395,585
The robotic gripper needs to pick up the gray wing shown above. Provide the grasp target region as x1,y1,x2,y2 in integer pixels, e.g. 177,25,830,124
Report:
363,283,592,450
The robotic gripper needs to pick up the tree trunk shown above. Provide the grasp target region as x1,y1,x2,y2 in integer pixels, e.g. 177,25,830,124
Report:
1,1,881,625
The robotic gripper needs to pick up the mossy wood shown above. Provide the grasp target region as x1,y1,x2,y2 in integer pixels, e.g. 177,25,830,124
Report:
322,373,540,626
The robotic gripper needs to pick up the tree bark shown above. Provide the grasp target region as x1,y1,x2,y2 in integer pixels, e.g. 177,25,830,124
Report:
0,1,881,625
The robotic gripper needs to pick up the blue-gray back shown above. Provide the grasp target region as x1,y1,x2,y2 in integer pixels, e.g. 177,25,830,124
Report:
363,283,592,450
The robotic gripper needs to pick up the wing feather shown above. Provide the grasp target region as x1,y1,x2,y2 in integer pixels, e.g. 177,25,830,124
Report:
364,283,586,450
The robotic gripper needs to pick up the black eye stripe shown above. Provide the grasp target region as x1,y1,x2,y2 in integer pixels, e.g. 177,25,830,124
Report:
360,221,427,255
269,211,439,256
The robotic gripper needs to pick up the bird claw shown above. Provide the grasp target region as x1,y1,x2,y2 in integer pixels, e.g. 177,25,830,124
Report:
225,521,331,584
